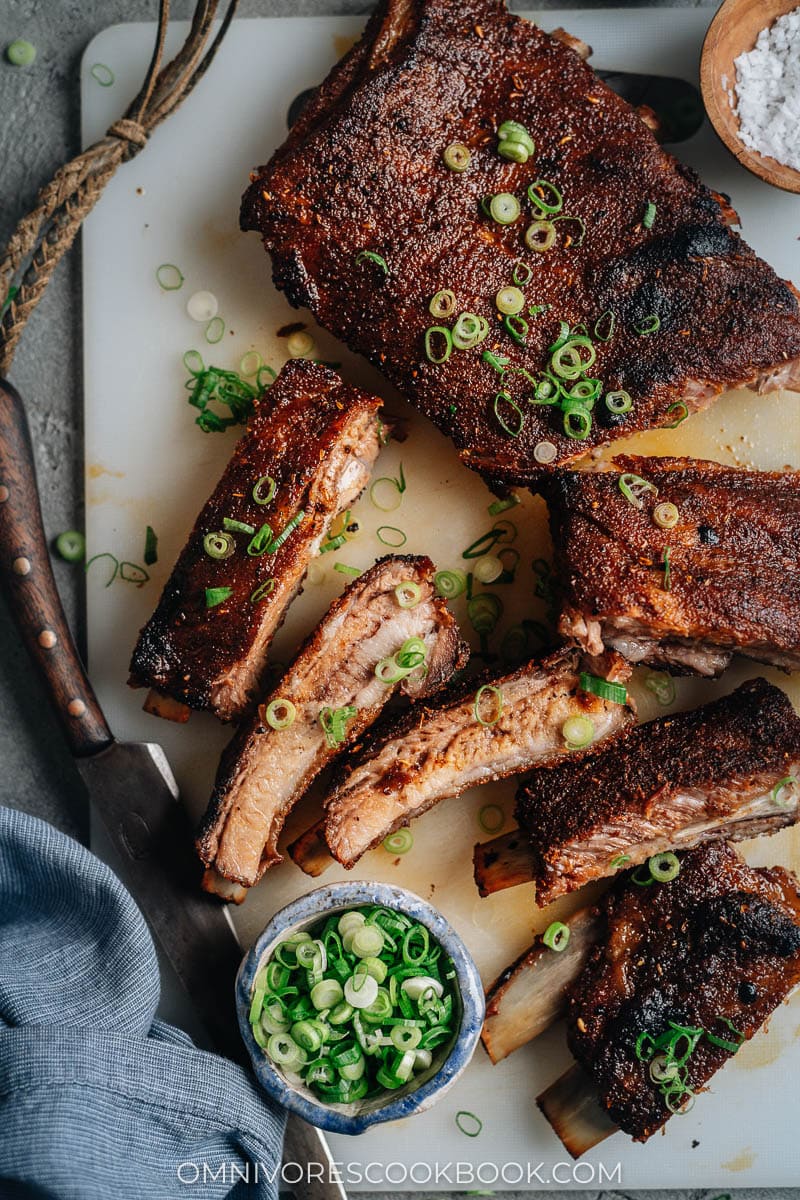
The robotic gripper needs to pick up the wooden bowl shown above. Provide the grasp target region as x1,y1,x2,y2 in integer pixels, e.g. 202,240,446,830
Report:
701,0,800,193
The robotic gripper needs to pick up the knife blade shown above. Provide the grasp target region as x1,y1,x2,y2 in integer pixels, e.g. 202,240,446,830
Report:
0,377,346,1200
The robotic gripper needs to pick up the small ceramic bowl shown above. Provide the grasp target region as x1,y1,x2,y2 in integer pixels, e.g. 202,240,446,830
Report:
236,881,485,1134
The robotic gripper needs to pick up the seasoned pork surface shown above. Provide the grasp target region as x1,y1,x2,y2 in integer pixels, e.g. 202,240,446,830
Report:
129,361,383,722
196,555,467,897
516,677,800,905
567,841,800,1141
241,0,800,486
324,648,633,868
549,456,800,676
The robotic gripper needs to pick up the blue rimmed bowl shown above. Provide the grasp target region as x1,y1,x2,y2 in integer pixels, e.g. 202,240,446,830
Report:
236,881,485,1135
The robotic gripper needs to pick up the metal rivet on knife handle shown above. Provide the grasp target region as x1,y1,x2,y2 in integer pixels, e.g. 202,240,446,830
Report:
0,485,9,502
12,556,31,575
38,629,57,649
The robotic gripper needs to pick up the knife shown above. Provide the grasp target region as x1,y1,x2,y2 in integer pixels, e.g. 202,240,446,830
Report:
0,376,346,1200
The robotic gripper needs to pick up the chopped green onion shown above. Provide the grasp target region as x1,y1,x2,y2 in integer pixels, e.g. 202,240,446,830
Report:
496,286,525,315
498,139,529,163
493,391,525,437
645,672,676,706
579,672,628,705
246,524,273,557
429,289,457,319
488,494,520,516
705,1017,745,1054
525,220,556,252
512,261,533,287
90,62,115,86
55,530,85,563
203,531,236,560
263,699,297,730
257,364,277,390
474,684,503,726
443,142,471,172
642,201,657,230
250,578,276,604
221,518,253,536
503,314,528,345
377,525,407,548
1,285,18,319
488,193,521,225
383,829,414,855
424,326,453,364
319,705,358,748
205,586,232,608
498,120,535,155
561,714,594,749
636,313,661,335
473,554,503,584
653,501,680,530
334,563,361,578
143,525,158,566
355,250,389,275
533,440,557,464
119,561,150,588
619,472,658,510
551,336,596,377
455,1111,483,1138
562,402,592,440
155,263,183,291
482,349,510,373
287,329,315,358
605,389,632,414
543,921,570,952
771,776,798,807
665,401,689,428
610,853,631,869
467,592,502,635
648,851,681,882
478,804,504,833
204,316,225,344
593,309,616,342
7,39,36,67
552,214,586,245
85,552,119,587
527,179,564,215
370,465,406,512
434,569,467,598
395,581,422,608
183,349,204,376
452,312,488,350
268,511,307,554
239,350,262,377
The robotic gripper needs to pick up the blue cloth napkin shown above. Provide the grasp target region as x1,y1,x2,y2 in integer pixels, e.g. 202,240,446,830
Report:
0,806,285,1199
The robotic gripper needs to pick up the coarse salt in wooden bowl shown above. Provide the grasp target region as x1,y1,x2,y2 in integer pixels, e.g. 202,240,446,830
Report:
701,0,800,193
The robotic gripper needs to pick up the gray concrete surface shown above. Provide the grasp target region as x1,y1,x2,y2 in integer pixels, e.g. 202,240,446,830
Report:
2,2,792,1199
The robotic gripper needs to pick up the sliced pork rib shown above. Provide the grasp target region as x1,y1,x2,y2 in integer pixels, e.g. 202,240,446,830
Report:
129,361,384,722
564,841,800,1142
196,555,467,900
241,0,800,486
548,455,800,676
321,649,633,870
515,677,800,906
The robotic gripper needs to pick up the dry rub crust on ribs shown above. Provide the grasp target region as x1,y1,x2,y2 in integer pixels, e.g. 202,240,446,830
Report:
241,0,800,486
196,555,468,898
323,647,634,869
548,455,800,676
129,361,384,722
515,677,800,906
567,841,800,1141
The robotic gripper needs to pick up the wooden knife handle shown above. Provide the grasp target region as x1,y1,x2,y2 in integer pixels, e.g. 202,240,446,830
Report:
0,378,113,757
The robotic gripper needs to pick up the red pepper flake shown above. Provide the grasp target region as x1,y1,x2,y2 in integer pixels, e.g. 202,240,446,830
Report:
474,24,485,37
261,189,272,201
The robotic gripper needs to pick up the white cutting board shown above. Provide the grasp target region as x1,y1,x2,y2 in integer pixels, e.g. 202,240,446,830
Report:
82,10,800,1190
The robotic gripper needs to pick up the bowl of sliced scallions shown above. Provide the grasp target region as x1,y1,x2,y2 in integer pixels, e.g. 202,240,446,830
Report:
237,882,485,1133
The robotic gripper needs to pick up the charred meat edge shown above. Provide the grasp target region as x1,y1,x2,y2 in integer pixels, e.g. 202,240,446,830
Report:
515,677,800,906
129,361,383,721
321,648,634,870
241,0,800,485
197,554,467,898
548,456,800,678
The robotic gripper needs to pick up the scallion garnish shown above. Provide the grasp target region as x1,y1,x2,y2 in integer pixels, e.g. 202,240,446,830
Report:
610,853,631,869
85,552,119,587
512,261,533,287
473,554,503,584
429,290,456,320
482,349,510,373
455,1111,483,1138
155,263,184,291
552,214,586,245
246,524,273,557
55,530,86,563
533,440,557,464
593,309,616,342
257,364,277,390
636,313,661,335
90,62,115,87
561,714,594,749
771,775,798,807
250,578,276,604
648,851,681,882
474,684,503,726
287,330,315,359
604,389,632,414
355,250,389,275
223,517,255,535
443,142,471,172
488,193,521,225
395,581,422,608
383,829,414,855
143,525,158,566
434,569,467,599
525,220,556,252
642,200,657,230
424,325,453,364
269,511,307,554
543,921,570,952
653,501,679,530
375,637,429,684
579,672,628,705
262,699,297,730
478,804,504,833
467,591,502,635
119,560,149,588
319,705,358,748
239,350,262,377
487,494,519,516
319,533,347,554
563,401,591,440
377,525,407,548
6,39,37,67
184,357,259,432
497,120,534,162
204,531,236,560
334,563,361,577
619,471,658,510
370,464,406,512
527,179,563,215
496,286,525,315
205,585,232,608
452,312,488,350
665,401,689,428
503,313,528,345
205,316,225,344
645,672,676,706
252,475,277,506
493,391,525,438
705,1017,745,1054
